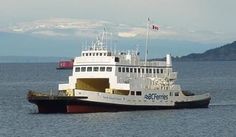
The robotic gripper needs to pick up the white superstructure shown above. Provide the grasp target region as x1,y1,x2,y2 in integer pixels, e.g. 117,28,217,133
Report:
58,32,210,107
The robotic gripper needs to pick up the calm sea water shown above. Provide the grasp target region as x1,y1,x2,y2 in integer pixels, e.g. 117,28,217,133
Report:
0,62,236,137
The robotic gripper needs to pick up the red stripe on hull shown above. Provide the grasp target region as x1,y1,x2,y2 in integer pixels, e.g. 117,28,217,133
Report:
66,105,112,113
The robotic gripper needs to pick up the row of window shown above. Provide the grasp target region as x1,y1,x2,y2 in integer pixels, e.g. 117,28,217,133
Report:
130,91,142,96
75,66,164,74
170,92,179,96
130,91,179,96
130,91,179,97
82,52,111,57
118,67,164,74
75,67,112,72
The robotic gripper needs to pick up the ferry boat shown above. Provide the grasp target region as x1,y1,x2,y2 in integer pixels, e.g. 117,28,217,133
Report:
57,60,74,69
27,31,211,113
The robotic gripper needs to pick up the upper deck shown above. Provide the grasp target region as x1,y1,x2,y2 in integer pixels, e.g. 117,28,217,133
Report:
59,31,176,93
74,52,167,67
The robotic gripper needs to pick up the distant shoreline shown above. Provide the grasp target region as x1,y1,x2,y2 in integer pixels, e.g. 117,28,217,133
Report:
1,60,236,63
151,41,236,62
0,56,72,63
1,40,236,63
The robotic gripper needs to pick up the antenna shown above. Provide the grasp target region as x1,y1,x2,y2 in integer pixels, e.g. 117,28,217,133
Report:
81,42,84,51
104,27,107,50
136,44,140,55
110,33,113,51
145,18,150,67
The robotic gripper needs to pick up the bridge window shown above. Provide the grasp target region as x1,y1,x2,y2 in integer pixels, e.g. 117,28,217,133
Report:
138,68,140,73
131,91,135,95
75,67,80,72
153,69,156,74
93,53,95,56
104,53,107,56
142,68,144,73
118,67,121,72
100,53,102,56
96,53,99,56
160,69,163,73
100,67,105,72
122,67,125,72
146,69,149,73
149,69,152,73
126,68,129,73
134,68,137,73
86,53,88,56
87,67,92,72
130,68,133,73
89,53,91,56
106,67,112,72
81,67,86,72
157,69,159,73
93,67,99,72
136,91,142,96
115,57,119,62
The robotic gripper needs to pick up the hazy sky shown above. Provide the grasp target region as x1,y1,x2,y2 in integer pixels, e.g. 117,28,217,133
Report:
0,0,235,57
1,0,235,29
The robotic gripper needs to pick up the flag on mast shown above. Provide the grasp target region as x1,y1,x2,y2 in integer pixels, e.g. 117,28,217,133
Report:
152,25,159,30
148,18,160,31
145,18,159,67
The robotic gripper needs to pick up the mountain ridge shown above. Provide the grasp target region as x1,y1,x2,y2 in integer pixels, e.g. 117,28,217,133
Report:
177,41,236,61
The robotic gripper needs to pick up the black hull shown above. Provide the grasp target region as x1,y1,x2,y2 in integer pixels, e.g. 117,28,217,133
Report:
175,98,210,108
28,96,211,113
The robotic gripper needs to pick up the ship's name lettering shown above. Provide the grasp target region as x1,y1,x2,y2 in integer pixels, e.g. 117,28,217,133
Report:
103,96,122,100
144,93,168,100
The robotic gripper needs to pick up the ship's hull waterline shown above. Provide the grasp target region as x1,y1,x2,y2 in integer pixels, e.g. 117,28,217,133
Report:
28,92,211,113
27,31,212,113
